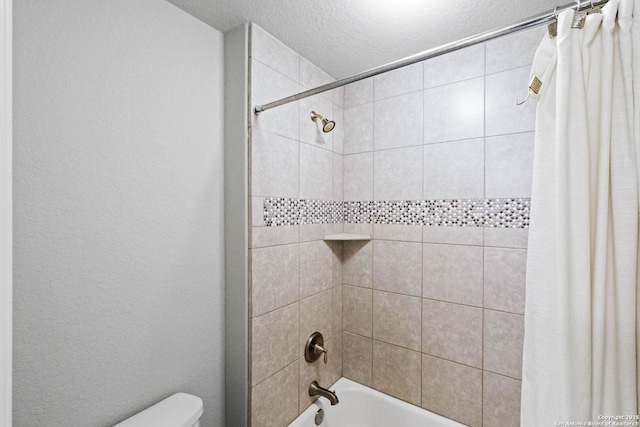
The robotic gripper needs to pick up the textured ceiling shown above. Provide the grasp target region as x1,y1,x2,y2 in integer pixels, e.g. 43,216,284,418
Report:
166,0,561,79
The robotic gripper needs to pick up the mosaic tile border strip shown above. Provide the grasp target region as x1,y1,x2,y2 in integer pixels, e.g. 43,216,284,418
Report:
263,197,530,228
262,198,343,226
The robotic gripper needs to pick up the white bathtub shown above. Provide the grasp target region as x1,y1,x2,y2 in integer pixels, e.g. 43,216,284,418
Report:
288,378,465,427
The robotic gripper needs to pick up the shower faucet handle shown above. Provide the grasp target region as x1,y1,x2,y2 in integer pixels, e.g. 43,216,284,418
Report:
305,332,328,364
314,343,328,364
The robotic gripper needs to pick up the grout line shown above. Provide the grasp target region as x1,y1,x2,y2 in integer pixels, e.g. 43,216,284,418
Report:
482,368,523,382
251,226,528,249
251,299,299,320
484,62,535,77
296,292,301,415
420,228,425,406
483,307,525,317
367,337,423,357
341,127,535,157
422,351,483,373
251,357,300,393
338,64,534,111
343,333,491,373
422,239,484,248
296,37,303,384
254,122,533,153
325,283,524,316
481,41,487,426
370,75,376,387
420,79,426,416
421,296,483,312
424,72,485,92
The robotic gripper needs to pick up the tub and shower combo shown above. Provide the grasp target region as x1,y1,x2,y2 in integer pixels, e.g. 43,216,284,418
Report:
116,0,633,425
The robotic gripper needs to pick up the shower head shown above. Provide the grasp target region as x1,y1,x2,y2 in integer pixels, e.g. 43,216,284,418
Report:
322,119,335,133
310,111,336,133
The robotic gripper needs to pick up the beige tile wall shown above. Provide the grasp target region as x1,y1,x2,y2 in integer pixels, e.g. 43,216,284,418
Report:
339,26,544,427
249,22,544,427
248,24,344,427
343,227,529,427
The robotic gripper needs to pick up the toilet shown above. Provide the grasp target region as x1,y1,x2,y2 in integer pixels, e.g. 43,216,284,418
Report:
114,393,203,427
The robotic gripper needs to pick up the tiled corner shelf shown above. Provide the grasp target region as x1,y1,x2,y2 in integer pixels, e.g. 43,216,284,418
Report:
322,233,372,241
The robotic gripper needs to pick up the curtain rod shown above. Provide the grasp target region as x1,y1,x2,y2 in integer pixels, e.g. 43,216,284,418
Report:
253,0,608,115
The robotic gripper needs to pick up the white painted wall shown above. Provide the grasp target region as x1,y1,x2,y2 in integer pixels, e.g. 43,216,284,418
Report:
13,1,224,426
0,1,12,426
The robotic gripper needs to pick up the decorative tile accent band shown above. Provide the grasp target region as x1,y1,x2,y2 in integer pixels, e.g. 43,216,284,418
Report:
264,197,530,228
262,198,343,226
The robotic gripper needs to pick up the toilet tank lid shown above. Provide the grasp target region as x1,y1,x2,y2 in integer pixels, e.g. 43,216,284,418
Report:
114,393,203,427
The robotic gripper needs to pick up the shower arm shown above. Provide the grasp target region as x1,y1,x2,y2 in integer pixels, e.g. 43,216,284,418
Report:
253,0,608,115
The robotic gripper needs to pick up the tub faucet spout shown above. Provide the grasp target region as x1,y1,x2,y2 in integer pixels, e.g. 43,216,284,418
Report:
309,381,339,405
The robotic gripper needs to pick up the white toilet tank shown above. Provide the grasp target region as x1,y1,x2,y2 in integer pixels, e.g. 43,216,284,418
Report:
113,393,203,427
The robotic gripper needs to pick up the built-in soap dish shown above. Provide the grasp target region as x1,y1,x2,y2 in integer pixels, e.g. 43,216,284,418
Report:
322,233,371,241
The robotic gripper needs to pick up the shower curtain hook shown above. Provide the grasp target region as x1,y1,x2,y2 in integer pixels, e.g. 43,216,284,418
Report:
588,0,601,12
515,91,531,106
516,76,543,106
548,7,560,38
575,0,582,11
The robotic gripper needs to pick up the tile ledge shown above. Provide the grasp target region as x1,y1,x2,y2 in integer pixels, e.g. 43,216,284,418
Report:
323,233,372,241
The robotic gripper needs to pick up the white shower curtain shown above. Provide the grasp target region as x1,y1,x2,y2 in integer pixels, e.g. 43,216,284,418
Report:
521,0,640,425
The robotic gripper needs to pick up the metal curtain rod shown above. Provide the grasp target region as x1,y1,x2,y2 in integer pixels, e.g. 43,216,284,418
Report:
253,0,608,115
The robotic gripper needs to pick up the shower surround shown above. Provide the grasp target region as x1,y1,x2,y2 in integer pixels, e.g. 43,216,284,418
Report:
248,23,542,427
